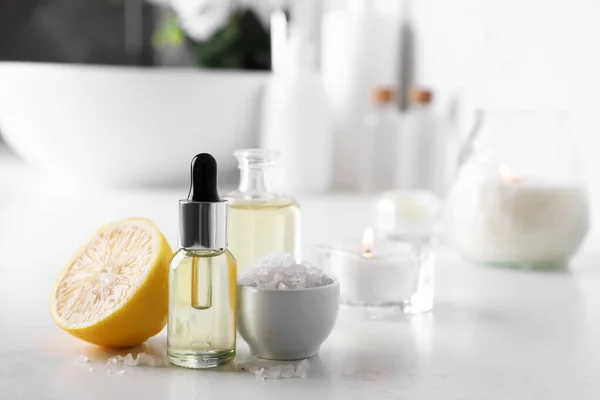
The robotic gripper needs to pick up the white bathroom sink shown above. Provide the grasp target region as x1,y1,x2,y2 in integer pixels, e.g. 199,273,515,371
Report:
0,62,268,188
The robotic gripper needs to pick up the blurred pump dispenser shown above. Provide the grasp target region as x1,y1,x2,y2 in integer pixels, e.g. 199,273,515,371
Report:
322,0,404,190
358,87,402,193
397,88,456,196
259,11,333,194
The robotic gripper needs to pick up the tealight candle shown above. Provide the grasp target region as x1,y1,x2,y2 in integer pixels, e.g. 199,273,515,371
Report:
316,228,435,313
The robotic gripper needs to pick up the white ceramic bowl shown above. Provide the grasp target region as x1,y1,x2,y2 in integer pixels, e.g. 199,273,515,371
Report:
237,278,340,360
0,62,268,187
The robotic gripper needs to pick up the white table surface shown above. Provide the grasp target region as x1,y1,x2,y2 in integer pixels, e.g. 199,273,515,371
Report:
1,147,600,399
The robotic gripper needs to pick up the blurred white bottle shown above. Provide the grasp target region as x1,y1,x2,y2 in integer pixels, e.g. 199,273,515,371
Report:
322,0,403,190
398,89,456,196
260,12,334,194
358,87,402,193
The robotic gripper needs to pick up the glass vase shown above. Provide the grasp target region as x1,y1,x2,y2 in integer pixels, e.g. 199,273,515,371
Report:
448,109,589,269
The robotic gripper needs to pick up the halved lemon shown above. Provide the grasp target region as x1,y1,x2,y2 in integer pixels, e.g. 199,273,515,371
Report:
51,218,173,347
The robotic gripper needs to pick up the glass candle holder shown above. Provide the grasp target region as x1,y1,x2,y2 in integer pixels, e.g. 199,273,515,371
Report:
315,229,435,314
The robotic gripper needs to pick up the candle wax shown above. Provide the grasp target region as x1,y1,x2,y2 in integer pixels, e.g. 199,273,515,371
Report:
453,177,589,266
323,240,422,306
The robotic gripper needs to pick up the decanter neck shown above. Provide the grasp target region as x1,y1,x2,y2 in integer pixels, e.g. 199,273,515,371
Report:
234,149,280,198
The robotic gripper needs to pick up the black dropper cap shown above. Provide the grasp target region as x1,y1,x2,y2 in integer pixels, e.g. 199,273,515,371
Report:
188,153,220,202
179,153,228,250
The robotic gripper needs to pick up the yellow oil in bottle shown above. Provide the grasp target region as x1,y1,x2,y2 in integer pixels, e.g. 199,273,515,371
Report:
167,248,237,369
228,198,301,274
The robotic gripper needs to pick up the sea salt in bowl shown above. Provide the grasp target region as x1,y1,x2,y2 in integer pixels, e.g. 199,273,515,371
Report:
237,254,340,360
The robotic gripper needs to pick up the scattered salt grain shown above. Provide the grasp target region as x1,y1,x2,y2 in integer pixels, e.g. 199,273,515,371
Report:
236,357,311,381
296,359,310,378
75,355,89,363
123,353,136,366
254,368,266,381
239,253,331,290
107,356,120,364
136,353,163,367
106,353,163,368
280,364,296,378
107,364,125,375
264,370,280,380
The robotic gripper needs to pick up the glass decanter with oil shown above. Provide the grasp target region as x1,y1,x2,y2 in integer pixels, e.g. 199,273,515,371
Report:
167,153,237,369
226,149,301,275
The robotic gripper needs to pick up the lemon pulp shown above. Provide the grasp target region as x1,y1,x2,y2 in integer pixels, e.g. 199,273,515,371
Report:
51,218,172,347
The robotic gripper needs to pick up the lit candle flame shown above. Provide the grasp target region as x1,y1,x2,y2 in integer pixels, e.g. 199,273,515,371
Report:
362,227,374,258
499,164,520,184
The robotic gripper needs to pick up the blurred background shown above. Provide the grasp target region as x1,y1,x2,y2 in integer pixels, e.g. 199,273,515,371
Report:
3,2,600,394
1,0,599,204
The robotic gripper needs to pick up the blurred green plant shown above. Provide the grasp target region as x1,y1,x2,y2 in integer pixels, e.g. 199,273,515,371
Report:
153,8,271,70
152,12,185,48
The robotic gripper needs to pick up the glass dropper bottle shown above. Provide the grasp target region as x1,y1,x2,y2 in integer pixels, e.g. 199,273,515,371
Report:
167,153,237,369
